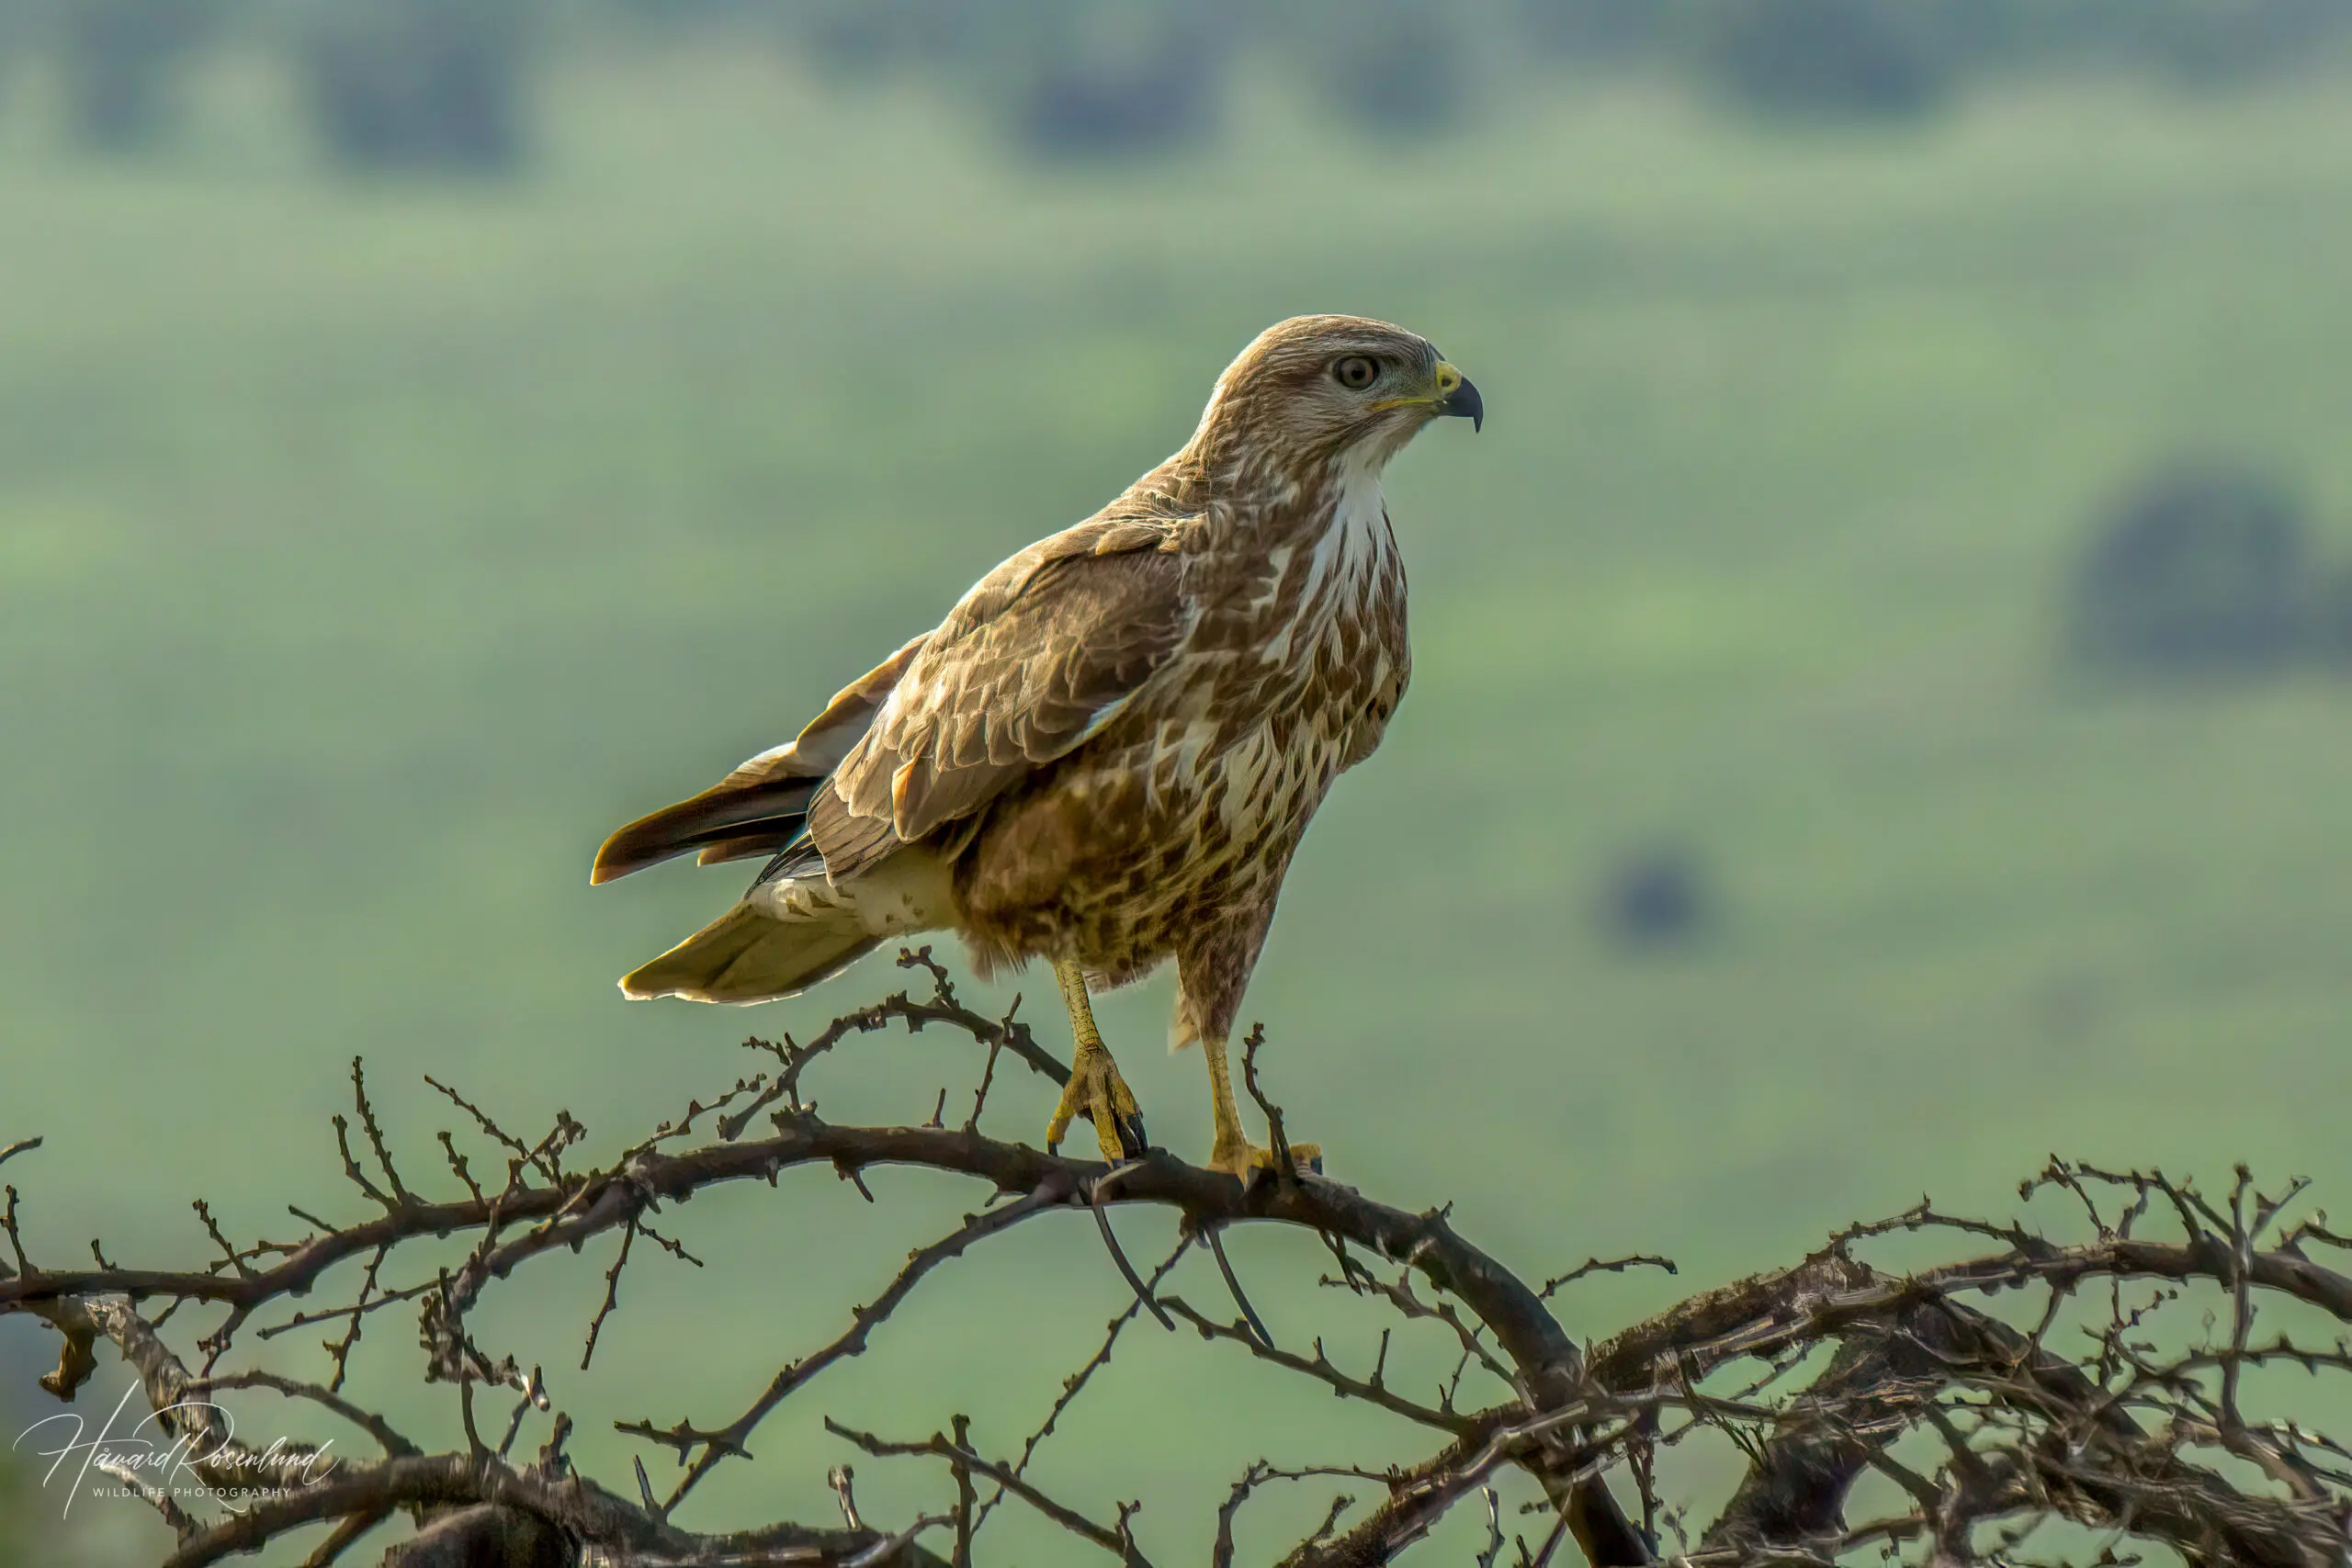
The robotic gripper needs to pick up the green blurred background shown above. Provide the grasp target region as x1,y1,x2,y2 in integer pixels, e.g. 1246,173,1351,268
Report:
4,1,2351,1562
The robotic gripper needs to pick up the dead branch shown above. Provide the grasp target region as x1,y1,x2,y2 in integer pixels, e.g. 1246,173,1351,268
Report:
6,959,2350,1568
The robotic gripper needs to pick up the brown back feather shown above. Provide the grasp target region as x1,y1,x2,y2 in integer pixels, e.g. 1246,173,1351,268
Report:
808,517,1190,884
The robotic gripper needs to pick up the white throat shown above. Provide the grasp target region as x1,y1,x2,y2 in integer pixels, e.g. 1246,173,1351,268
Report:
1306,449,1395,602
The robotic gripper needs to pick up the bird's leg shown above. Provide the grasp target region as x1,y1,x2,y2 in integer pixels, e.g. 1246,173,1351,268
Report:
1202,1032,1321,1179
1044,960,1148,1163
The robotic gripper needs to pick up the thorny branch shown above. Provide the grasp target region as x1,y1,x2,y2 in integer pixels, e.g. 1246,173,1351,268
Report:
6,964,2352,1568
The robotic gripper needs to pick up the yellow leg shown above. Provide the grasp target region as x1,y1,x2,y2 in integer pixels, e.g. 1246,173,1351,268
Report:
1202,1032,1321,1179
1044,961,1148,1162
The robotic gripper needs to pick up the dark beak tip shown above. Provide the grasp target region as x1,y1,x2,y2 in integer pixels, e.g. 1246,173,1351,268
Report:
1443,377,1484,433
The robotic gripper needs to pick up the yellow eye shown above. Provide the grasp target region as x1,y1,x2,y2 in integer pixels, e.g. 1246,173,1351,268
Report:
1332,355,1377,390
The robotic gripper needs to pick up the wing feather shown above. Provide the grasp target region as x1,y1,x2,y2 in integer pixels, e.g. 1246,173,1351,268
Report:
808,519,1189,882
589,636,925,884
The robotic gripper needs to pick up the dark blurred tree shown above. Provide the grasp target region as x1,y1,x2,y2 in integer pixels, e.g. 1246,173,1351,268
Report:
56,0,220,150
1003,0,1240,161
1014,11,1225,159
1946,0,2352,80
1277,0,1476,135
2143,0,2352,84
786,0,1232,159
2066,463,2316,677
0,5,14,118
2314,561,2352,669
1690,0,1955,118
295,0,531,173
786,0,981,78
766,0,2352,157
1515,0,1672,61
607,0,763,17
1600,843,1713,950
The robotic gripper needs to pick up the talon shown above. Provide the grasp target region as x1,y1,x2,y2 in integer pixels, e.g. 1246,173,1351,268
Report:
1207,1140,1323,1179
1047,1044,1147,1164
1087,1100,1150,1162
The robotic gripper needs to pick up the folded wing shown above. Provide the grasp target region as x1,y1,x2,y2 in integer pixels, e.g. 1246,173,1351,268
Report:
808,518,1192,883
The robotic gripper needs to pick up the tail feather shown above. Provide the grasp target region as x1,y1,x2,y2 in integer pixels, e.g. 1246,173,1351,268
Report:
592,777,821,886
593,638,929,887
620,902,879,1004
695,831,799,869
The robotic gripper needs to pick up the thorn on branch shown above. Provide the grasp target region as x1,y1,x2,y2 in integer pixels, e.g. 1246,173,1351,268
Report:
830,1462,865,1530
835,1158,876,1203
951,1413,978,1568
1237,1024,1297,1186
582,1221,638,1371
193,1198,259,1280
425,1073,540,1172
627,1183,1062,1515
3,1183,30,1279
1161,1295,1469,1434
1538,1254,1678,1298
965,1014,1012,1133
827,1417,1154,1566
537,1410,574,1478
721,948,1068,1141
347,1057,415,1210
896,943,956,1000
976,1235,1193,1538
436,1130,485,1203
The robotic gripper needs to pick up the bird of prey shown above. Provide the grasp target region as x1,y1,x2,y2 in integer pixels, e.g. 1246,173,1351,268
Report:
592,315,1481,1175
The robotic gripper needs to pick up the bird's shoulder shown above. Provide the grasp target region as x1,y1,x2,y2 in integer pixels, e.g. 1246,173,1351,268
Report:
933,499,1194,642
814,494,1204,857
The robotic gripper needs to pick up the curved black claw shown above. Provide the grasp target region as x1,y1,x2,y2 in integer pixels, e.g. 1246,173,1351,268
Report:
1086,1103,1149,1161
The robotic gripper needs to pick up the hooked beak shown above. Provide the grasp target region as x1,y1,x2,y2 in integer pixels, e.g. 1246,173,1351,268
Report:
1434,360,1482,432
1370,358,1485,432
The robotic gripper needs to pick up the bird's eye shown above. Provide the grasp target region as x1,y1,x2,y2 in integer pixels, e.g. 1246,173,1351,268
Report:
1332,355,1378,390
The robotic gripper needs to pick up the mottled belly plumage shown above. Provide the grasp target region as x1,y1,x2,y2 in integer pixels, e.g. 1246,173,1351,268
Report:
956,618,1388,986
956,719,1332,976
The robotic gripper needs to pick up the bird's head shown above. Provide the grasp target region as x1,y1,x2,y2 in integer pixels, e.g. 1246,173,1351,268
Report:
1191,314,1482,475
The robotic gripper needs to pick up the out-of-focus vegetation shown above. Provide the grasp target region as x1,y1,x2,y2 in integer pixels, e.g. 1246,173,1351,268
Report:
296,0,531,172
4,4,2352,1563
1600,843,1716,951
2066,464,2324,678
0,1461,49,1568
6,0,2352,164
55,0,222,149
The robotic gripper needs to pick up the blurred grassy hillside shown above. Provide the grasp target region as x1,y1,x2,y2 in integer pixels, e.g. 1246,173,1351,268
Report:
4,39,2352,1565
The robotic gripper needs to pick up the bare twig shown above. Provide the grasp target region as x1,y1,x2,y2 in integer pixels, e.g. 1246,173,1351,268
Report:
623,1182,1066,1511
828,1418,1152,1566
